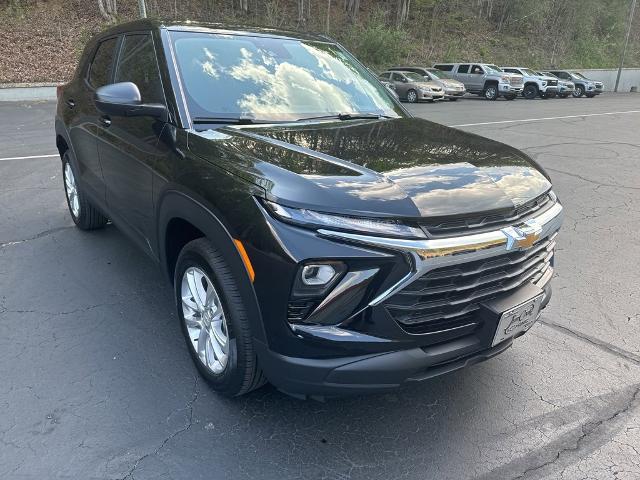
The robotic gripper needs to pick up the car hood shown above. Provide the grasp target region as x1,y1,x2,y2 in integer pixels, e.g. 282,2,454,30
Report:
188,117,551,219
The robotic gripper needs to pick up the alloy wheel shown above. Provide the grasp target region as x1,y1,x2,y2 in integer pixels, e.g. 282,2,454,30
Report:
181,267,229,374
407,90,417,103
484,86,498,100
64,162,80,218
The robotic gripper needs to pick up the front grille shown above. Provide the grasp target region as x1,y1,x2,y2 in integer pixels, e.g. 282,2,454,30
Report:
548,79,558,86
511,76,523,86
432,87,442,92
420,193,553,238
385,234,556,334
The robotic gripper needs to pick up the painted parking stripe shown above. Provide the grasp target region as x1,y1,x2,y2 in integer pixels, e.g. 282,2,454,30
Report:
0,153,59,162
451,110,640,127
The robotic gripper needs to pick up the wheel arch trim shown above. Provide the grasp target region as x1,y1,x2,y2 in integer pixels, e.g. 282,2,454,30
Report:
157,190,267,344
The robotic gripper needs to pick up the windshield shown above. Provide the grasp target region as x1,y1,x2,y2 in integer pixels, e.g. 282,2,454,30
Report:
572,72,588,79
521,68,536,76
485,65,503,73
403,71,425,82
426,68,452,80
170,31,402,122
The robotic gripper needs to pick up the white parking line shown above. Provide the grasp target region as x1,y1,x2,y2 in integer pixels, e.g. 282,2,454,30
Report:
0,153,59,162
451,109,640,127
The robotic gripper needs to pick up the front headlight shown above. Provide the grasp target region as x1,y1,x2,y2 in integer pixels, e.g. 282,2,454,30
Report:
265,200,426,239
500,75,511,84
420,87,432,93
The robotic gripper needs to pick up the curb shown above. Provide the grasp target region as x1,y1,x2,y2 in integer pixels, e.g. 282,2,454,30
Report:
0,83,62,102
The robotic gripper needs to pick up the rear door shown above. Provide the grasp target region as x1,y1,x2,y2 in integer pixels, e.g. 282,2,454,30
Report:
67,36,120,204
468,64,485,91
455,64,472,89
97,32,169,254
390,72,409,98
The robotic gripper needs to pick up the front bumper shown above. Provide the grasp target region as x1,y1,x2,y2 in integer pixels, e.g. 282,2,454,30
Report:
541,85,559,94
444,88,466,98
253,199,564,397
420,90,444,100
500,83,523,96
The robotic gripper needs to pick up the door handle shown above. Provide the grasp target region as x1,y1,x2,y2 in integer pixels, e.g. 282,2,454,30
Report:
66,99,75,109
99,115,111,127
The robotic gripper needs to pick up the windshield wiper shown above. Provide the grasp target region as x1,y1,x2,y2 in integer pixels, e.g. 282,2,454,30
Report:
296,112,394,122
192,116,266,125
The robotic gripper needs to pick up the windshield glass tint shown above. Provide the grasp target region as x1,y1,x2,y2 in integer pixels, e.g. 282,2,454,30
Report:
403,72,425,82
572,72,587,79
485,65,502,73
521,68,536,76
170,31,401,121
426,68,451,79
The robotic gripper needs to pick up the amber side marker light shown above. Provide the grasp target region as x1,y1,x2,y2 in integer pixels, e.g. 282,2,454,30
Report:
233,239,255,283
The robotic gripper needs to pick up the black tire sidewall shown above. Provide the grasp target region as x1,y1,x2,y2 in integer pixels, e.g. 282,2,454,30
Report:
574,86,584,97
174,241,249,394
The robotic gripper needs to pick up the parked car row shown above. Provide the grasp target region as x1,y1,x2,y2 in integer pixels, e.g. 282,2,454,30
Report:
379,63,604,103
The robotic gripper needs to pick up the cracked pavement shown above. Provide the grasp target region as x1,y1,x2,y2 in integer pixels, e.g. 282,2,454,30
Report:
1,96,639,479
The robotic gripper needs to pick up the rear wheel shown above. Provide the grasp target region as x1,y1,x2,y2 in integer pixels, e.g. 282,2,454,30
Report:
175,238,266,396
523,84,538,99
406,89,418,103
484,84,498,100
448,97,458,101
573,85,584,97
62,151,108,230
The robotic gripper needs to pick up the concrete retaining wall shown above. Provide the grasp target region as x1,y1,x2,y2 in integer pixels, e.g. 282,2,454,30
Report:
577,68,640,92
0,83,59,102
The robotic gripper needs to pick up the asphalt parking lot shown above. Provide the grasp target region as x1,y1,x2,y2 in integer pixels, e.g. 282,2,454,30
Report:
1,94,639,480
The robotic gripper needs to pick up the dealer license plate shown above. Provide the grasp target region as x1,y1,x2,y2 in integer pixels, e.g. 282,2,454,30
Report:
492,294,544,346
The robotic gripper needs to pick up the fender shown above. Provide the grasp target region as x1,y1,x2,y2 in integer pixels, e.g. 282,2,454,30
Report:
157,190,267,344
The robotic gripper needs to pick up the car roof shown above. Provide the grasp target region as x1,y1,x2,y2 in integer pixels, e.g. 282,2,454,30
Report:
95,18,331,43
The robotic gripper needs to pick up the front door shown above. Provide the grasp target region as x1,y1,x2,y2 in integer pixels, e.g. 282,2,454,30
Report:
97,32,168,254
468,64,485,91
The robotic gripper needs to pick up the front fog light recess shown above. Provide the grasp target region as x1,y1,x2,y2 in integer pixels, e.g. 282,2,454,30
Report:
301,264,337,286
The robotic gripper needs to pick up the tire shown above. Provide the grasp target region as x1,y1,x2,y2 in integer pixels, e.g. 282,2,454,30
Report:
586,93,596,98
573,85,584,97
483,84,498,100
175,238,266,397
448,97,458,101
505,95,516,100
61,151,108,230
559,93,569,98
406,89,418,103
523,84,538,99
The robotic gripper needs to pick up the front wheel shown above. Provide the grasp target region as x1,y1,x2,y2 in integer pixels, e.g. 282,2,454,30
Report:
523,84,538,99
484,85,498,100
175,238,266,396
406,89,418,103
573,85,585,97
62,152,108,230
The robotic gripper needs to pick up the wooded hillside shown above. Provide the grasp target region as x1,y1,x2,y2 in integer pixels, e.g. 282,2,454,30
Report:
1,0,638,83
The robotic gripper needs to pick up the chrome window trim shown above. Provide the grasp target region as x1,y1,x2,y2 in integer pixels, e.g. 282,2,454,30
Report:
318,201,563,306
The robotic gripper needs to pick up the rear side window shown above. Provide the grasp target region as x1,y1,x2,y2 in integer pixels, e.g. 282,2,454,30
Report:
378,73,391,81
391,73,404,82
457,64,470,73
114,33,164,104
88,37,118,88
434,64,453,71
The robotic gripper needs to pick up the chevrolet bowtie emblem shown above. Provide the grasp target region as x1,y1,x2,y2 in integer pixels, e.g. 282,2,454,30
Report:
502,220,542,251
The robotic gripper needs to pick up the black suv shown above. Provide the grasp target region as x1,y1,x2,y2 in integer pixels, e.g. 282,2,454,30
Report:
55,20,564,399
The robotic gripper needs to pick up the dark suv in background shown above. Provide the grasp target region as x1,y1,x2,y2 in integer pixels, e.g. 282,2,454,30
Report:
55,20,564,399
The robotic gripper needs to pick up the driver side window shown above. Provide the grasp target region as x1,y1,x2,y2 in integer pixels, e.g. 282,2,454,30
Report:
114,33,165,104
471,65,484,75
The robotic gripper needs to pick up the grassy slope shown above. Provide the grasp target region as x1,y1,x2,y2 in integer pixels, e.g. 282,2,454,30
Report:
0,1,638,83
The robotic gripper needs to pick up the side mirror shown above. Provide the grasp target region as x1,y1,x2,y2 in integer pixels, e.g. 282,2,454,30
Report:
95,82,167,122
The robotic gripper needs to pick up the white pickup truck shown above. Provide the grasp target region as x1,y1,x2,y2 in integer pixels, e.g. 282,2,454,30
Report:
501,67,559,99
